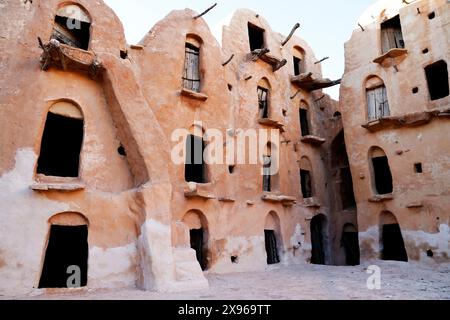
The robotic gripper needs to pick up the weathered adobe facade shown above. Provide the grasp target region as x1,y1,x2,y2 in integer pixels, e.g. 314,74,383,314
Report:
0,0,447,296
340,0,449,263
0,0,345,295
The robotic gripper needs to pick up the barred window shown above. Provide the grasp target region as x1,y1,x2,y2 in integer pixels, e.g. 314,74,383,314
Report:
183,43,201,92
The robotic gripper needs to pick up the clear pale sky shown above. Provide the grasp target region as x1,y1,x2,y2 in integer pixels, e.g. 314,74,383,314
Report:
104,0,376,98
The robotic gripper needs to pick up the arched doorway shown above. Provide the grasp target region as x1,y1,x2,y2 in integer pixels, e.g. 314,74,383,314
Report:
310,214,326,265
182,210,209,270
380,211,408,262
37,101,84,178
39,212,89,288
341,224,360,265
264,212,282,265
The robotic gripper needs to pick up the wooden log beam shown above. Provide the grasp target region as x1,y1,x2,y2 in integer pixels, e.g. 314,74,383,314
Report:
314,57,329,64
281,23,300,46
222,54,235,67
194,3,217,19
273,59,287,72
290,89,302,100
250,48,270,61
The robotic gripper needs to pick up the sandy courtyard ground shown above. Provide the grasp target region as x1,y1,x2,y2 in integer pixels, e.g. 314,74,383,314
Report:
3,261,450,300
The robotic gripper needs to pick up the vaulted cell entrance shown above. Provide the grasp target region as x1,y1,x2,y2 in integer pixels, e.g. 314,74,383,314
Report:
380,211,408,262
182,210,209,271
39,212,89,288
341,224,360,266
37,101,84,178
264,212,282,265
310,214,326,265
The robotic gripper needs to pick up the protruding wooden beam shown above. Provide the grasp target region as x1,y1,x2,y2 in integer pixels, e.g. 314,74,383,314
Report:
273,59,287,72
38,37,44,49
222,54,235,67
314,95,326,102
194,3,217,19
290,89,302,100
281,23,300,46
314,57,329,64
250,48,270,61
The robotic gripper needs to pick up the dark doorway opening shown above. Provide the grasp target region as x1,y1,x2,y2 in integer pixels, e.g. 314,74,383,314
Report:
190,228,207,270
264,230,280,264
293,56,302,76
37,112,83,178
425,60,449,100
39,225,88,288
380,15,404,54
300,169,313,198
381,223,408,262
299,108,310,136
341,226,360,266
310,215,326,265
185,134,207,183
248,23,265,51
52,15,90,50
372,156,393,194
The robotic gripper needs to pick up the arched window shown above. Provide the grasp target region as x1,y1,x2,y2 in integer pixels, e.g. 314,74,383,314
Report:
37,101,84,178
51,4,91,50
299,100,310,136
185,124,208,183
257,78,271,119
380,211,408,262
300,157,314,198
264,212,282,265
365,76,390,121
39,212,89,288
182,210,209,270
369,147,393,195
183,35,202,92
262,142,279,192
293,46,306,76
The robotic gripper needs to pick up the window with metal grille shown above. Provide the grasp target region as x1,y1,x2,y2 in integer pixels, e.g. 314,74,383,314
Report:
366,86,390,121
183,43,201,92
380,15,404,54
258,86,269,119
